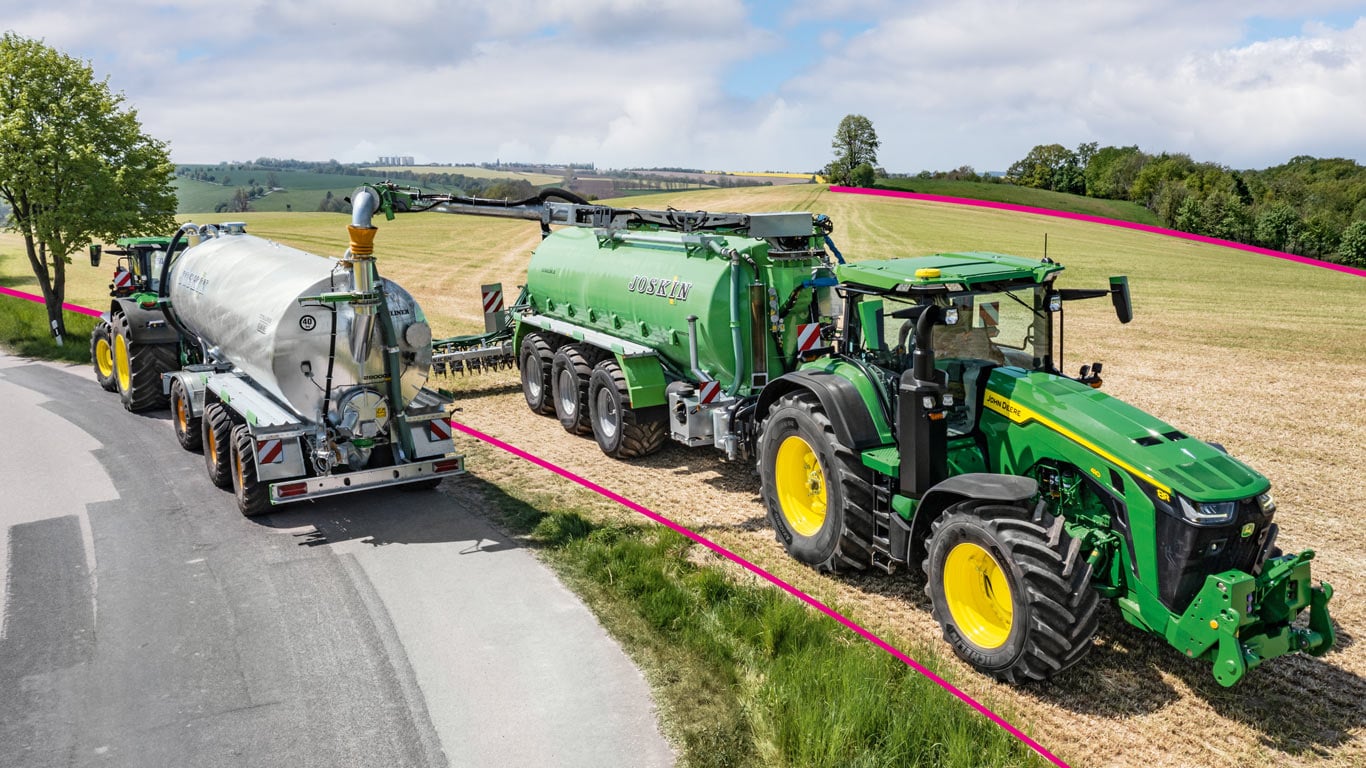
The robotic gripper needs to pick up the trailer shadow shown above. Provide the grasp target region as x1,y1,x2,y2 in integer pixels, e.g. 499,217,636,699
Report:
254,475,519,553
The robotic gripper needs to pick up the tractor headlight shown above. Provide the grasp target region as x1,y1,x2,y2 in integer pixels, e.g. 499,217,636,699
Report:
943,307,959,325
1048,293,1062,312
1257,492,1276,514
1178,496,1238,525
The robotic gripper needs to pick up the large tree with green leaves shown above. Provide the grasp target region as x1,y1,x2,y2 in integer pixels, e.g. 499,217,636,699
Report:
826,114,880,186
0,33,176,343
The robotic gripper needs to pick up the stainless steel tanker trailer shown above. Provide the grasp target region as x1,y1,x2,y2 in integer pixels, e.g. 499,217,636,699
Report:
89,188,464,516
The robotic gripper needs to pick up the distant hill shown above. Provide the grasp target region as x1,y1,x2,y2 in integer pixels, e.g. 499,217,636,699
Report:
874,178,1162,226
172,165,467,214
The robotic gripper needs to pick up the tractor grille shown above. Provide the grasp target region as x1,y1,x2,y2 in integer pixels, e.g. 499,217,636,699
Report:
1155,496,1275,612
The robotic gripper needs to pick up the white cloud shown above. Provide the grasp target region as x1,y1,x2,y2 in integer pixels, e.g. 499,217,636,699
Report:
1,0,1362,171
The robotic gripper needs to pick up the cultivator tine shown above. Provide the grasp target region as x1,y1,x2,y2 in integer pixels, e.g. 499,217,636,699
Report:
429,340,515,378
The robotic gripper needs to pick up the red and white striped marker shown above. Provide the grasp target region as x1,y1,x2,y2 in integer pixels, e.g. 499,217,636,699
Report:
978,301,1000,327
481,285,504,315
698,380,722,404
113,267,132,290
795,323,823,352
256,438,284,464
428,418,452,441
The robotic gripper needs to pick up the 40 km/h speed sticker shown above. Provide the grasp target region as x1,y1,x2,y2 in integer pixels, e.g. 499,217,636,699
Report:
299,315,317,332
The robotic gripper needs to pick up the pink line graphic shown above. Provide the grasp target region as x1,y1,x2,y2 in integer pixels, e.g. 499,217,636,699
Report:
830,185,1366,279
449,418,1071,768
0,285,105,318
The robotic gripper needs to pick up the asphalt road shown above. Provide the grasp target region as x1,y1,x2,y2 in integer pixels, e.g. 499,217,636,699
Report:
0,353,674,768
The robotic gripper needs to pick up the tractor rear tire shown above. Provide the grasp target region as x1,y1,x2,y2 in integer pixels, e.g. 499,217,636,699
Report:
923,503,1099,684
552,344,594,435
519,332,556,415
757,390,875,573
91,319,118,392
112,311,175,413
203,402,234,489
587,359,667,459
171,378,201,452
230,424,271,517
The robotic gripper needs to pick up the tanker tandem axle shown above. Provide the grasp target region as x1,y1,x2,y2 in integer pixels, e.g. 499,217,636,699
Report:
87,193,464,516
378,183,1333,687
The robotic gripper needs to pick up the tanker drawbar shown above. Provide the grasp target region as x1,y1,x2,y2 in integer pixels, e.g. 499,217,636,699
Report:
88,198,464,517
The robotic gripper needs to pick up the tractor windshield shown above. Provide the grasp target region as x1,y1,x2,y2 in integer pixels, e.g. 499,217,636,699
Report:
860,285,1050,373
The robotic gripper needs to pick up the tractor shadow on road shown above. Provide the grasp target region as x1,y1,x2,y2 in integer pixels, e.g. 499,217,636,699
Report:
254,478,520,554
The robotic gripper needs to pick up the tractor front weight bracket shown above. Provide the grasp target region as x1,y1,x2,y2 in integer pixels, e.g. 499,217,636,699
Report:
1167,550,1334,686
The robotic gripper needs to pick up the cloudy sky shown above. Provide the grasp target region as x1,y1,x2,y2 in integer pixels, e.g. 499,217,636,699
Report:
4,1,1364,173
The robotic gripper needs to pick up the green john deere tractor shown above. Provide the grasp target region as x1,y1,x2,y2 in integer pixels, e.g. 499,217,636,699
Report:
88,236,184,411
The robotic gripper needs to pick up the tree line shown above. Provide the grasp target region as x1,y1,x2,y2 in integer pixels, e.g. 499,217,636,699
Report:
1005,142,1366,266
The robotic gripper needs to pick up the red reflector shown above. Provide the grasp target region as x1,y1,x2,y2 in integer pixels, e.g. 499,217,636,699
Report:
140,300,158,310
432,459,462,473
278,481,309,498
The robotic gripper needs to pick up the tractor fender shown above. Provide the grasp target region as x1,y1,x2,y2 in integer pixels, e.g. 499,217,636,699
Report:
755,369,882,452
112,297,180,345
904,473,1039,565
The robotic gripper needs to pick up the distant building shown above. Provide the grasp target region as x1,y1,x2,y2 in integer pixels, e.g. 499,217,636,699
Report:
377,155,415,166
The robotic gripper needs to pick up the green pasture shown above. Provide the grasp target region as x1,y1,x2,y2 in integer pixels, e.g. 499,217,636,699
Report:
875,177,1163,226
363,165,562,185
173,168,467,214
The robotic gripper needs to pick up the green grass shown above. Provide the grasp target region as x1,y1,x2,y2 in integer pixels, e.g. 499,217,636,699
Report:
480,478,1045,768
0,295,97,364
874,178,1162,226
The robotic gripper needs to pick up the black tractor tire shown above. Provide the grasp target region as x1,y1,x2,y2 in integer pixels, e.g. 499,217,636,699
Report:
757,390,876,573
551,344,595,435
923,502,1099,684
112,311,175,413
91,319,118,392
519,332,556,415
230,424,272,517
170,378,202,452
400,477,444,492
586,359,667,459
202,401,235,489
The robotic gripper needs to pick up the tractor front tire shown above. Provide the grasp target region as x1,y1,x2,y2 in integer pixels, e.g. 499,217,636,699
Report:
171,378,201,452
552,344,594,435
91,319,118,392
112,312,175,413
587,359,667,459
203,402,234,489
519,332,556,415
230,424,271,517
758,390,875,572
923,503,1099,684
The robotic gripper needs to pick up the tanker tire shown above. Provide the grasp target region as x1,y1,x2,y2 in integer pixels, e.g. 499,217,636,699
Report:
757,390,875,573
552,344,594,435
587,359,667,459
923,503,1099,684
113,311,175,413
400,478,443,492
519,332,556,415
202,402,234,489
171,377,201,452
230,424,271,517
91,319,118,392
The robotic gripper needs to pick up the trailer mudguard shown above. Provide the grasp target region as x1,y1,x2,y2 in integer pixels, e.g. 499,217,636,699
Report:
112,297,181,345
755,369,884,452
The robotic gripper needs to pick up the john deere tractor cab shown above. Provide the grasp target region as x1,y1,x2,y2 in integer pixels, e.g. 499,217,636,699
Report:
821,252,1333,685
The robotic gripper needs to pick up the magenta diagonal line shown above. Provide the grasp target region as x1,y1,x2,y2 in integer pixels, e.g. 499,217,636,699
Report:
0,285,105,317
830,186,1366,279
449,418,1071,768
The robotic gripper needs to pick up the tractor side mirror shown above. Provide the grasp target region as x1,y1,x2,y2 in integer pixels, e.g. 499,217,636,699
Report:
89,244,102,267
1110,276,1132,324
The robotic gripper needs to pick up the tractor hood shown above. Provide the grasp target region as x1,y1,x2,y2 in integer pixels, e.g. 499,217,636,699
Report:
981,368,1268,503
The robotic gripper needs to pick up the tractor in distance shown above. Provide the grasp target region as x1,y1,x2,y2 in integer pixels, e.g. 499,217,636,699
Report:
358,183,1338,686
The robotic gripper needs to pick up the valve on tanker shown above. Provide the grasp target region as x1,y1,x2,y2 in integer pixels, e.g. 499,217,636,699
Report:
333,388,392,469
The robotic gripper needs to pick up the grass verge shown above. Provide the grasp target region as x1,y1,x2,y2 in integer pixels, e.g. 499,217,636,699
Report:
0,296,96,364
479,476,1047,768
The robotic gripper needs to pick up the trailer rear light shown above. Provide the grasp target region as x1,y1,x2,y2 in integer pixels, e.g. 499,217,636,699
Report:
278,481,309,498
433,458,462,473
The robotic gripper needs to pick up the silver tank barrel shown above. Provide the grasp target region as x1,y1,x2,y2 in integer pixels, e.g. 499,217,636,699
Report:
166,232,432,419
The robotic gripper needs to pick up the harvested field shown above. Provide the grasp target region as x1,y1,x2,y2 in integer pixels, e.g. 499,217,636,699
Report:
3,185,1361,767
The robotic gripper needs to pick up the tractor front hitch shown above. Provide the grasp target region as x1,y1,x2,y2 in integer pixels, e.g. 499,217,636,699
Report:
1166,550,1334,686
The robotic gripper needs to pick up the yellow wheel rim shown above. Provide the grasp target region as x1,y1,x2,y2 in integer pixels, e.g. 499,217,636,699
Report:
943,542,1014,649
773,435,827,537
207,421,219,464
96,336,114,379
175,391,189,433
114,334,131,392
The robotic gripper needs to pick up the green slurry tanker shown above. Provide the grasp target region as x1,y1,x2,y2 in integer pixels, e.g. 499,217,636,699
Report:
397,185,1334,685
